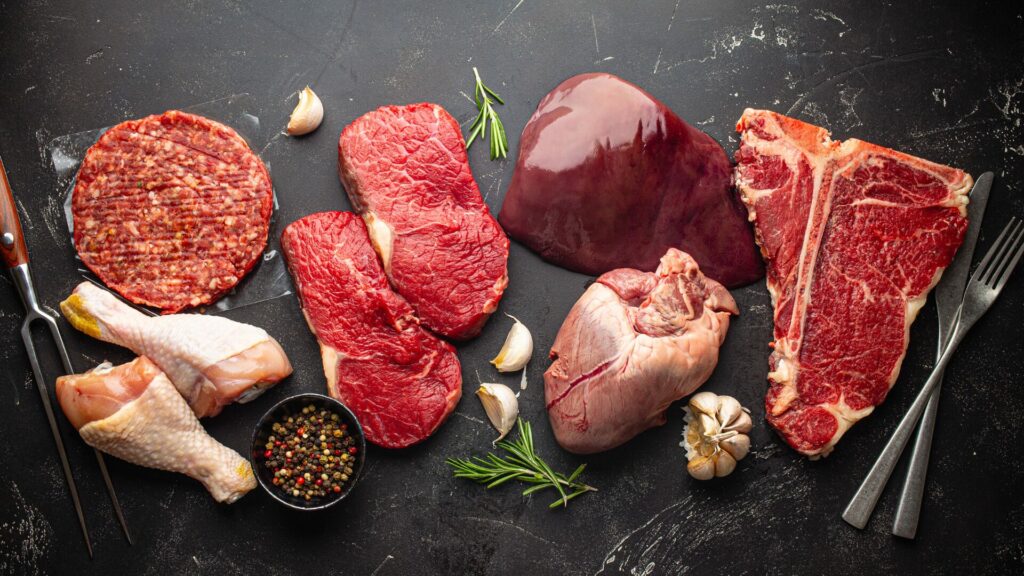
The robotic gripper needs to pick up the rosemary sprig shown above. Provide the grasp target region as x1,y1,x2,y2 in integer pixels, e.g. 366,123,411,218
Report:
446,419,597,509
465,66,509,160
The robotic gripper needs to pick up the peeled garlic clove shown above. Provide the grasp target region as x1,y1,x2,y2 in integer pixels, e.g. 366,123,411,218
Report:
687,455,716,481
490,314,533,373
723,410,753,434
689,391,720,416
287,86,324,136
714,451,737,477
476,383,518,443
717,396,743,428
720,433,750,461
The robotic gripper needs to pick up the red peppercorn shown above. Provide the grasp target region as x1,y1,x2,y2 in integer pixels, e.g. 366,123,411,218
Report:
333,485,341,493
264,450,272,458
349,447,357,454
316,479,323,486
296,477,305,486
341,424,348,431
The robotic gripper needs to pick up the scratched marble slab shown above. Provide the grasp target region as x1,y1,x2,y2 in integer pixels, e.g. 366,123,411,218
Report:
1,1,1022,575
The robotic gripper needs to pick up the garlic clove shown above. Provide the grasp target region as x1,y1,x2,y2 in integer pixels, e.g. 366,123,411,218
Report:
687,455,716,480
689,391,720,415
714,451,737,477
723,410,753,434
717,396,743,428
720,433,750,461
698,413,720,437
476,383,519,444
490,314,533,373
287,86,324,136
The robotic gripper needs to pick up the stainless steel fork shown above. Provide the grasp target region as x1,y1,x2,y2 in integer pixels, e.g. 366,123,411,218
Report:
843,217,1024,529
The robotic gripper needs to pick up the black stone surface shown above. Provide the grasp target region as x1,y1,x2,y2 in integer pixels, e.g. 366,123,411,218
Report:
1,1,1022,574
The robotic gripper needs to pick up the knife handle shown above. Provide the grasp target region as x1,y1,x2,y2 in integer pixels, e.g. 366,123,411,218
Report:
0,156,30,269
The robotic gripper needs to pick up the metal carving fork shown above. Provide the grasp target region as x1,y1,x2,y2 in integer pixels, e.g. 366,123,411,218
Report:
0,156,132,555
843,217,1024,529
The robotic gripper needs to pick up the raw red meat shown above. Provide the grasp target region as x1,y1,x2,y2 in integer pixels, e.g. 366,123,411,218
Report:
281,211,462,449
545,249,737,454
338,103,509,340
734,109,971,457
498,73,763,288
72,110,273,313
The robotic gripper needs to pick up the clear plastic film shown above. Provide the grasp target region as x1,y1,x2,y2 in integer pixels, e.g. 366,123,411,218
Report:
44,94,292,314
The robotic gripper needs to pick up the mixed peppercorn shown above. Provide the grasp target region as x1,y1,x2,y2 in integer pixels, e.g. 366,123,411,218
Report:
260,404,358,502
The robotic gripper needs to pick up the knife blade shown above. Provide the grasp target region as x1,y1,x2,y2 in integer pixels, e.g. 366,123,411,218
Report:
892,171,993,539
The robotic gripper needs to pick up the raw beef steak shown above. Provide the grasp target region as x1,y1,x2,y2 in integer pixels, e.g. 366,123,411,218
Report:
545,249,737,454
281,212,462,449
734,109,971,457
338,103,509,340
73,111,273,313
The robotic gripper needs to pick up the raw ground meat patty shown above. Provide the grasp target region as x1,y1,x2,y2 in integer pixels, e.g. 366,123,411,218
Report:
72,110,273,313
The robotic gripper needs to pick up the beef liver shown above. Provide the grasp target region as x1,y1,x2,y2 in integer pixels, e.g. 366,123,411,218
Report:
338,103,509,340
281,212,462,449
735,109,971,457
498,73,763,288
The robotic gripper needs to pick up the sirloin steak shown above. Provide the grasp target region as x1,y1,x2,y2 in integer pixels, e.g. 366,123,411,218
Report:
281,212,462,449
735,109,971,457
338,103,509,340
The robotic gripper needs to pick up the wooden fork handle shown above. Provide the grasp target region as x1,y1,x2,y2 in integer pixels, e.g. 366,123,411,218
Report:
0,156,30,269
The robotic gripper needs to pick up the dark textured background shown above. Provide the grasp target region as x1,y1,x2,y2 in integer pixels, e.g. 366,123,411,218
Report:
1,1,1022,574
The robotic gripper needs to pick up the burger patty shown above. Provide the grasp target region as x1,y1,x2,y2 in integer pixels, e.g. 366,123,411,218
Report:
72,110,273,313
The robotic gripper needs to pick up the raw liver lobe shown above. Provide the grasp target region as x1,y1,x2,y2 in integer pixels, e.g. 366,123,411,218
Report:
735,109,970,456
281,212,462,449
338,103,509,340
499,73,763,288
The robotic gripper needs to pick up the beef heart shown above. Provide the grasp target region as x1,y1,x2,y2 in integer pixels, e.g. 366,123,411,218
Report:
545,249,737,454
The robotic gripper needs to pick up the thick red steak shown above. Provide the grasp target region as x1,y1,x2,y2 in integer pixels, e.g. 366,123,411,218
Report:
545,249,737,454
498,73,763,288
735,109,971,457
73,111,273,313
281,212,462,449
338,103,509,340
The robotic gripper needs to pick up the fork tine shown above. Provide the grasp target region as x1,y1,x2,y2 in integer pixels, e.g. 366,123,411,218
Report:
977,217,1019,285
985,219,1023,285
993,221,1024,292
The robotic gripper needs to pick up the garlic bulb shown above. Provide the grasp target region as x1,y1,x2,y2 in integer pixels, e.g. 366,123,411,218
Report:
287,86,324,136
490,314,533,373
477,383,519,444
681,392,752,480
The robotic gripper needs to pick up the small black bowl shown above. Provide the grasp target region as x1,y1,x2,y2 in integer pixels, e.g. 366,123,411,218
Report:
250,393,366,510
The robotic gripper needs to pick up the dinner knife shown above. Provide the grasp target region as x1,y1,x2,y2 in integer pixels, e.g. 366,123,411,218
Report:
892,171,993,539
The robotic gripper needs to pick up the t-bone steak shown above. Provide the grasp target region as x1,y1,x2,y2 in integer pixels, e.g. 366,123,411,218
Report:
734,109,971,457
73,111,273,313
281,211,462,449
338,103,509,340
